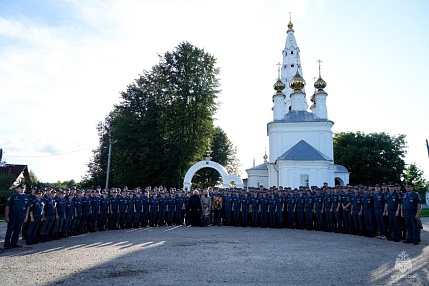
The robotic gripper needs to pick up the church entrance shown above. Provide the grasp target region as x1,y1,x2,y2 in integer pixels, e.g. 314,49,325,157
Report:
183,157,243,190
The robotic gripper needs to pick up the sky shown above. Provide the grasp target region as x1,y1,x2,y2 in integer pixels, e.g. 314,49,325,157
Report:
1,0,428,184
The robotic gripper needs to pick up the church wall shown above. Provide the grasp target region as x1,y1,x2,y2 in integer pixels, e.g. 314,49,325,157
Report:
246,169,268,188
268,121,334,162
277,160,333,188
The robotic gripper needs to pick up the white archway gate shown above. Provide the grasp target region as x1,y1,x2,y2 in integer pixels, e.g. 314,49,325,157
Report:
183,158,243,190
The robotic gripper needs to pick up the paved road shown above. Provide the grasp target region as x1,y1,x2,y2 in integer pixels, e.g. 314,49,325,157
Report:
0,220,428,286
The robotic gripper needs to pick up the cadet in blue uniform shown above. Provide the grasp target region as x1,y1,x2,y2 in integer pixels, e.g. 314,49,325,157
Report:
241,192,250,227
53,190,66,239
296,189,305,229
362,187,375,237
158,192,167,226
268,192,277,228
250,191,259,227
72,191,83,235
63,193,74,236
149,193,159,226
166,192,176,226
40,189,57,241
313,188,324,231
276,191,284,228
385,184,401,242
232,192,241,227
89,190,101,232
142,189,150,226
109,189,119,229
332,187,342,233
350,187,363,235
304,189,314,230
324,188,334,232
117,190,127,228
373,184,386,239
184,191,191,225
224,191,233,226
99,191,109,230
259,192,269,228
401,182,421,245
133,191,143,228
125,191,135,228
285,188,298,228
175,191,184,225
341,187,352,234
81,190,91,233
26,189,44,245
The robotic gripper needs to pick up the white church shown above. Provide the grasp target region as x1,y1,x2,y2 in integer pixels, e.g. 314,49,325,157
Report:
245,19,349,189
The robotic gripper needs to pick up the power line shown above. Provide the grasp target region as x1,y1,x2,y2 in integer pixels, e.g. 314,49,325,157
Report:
5,148,92,158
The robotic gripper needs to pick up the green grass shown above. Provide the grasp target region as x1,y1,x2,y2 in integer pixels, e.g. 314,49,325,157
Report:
420,208,429,218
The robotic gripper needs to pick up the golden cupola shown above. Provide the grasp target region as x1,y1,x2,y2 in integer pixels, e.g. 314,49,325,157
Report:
273,78,286,92
289,69,305,91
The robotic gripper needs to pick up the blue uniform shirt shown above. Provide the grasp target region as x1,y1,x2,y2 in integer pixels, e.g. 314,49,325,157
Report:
30,199,44,218
402,192,421,212
386,191,401,212
6,193,29,215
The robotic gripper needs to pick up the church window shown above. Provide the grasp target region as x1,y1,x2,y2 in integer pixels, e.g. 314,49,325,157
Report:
300,174,309,187
291,64,294,67
291,51,294,54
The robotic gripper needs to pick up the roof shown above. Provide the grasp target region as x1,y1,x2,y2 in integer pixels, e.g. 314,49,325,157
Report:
274,110,329,122
0,164,30,180
335,164,349,173
277,140,331,161
246,163,268,171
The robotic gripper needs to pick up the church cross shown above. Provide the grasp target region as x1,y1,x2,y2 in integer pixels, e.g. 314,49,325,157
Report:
276,62,282,78
317,59,323,77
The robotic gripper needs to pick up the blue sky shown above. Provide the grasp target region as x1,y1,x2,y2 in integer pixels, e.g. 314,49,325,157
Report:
1,0,428,184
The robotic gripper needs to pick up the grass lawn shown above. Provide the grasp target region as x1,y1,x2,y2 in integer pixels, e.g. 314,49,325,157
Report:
420,208,429,218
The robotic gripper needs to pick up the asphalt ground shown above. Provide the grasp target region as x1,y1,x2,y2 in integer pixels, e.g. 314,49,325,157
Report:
0,220,428,286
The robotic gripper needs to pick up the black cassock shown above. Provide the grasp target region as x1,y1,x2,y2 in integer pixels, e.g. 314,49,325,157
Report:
188,194,202,226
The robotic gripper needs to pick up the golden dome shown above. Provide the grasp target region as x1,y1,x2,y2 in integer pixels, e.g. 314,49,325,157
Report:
273,78,285,91
288,20,293,31
314,77,327,90
289,70,305,90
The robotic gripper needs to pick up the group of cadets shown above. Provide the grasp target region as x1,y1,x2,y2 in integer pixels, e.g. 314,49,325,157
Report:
3,181,422,249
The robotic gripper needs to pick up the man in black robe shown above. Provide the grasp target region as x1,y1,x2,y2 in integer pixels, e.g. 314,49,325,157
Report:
188,190,202,226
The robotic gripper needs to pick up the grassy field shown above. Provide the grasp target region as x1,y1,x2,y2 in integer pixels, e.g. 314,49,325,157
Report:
420,208,429,217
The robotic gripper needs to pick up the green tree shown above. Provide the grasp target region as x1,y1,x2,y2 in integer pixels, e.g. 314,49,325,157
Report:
85,42,229,188
26,170,39,188
0,173,16,213
334,132,407,185
404,163,429,202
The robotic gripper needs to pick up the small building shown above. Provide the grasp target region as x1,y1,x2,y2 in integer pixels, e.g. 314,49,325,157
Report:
0,164,30,189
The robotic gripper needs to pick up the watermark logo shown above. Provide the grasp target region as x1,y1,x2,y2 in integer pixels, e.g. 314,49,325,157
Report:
392,250,415,279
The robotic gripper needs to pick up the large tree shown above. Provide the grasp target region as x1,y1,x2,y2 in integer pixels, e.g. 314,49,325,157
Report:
333,132,407,185
84,42,241,188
